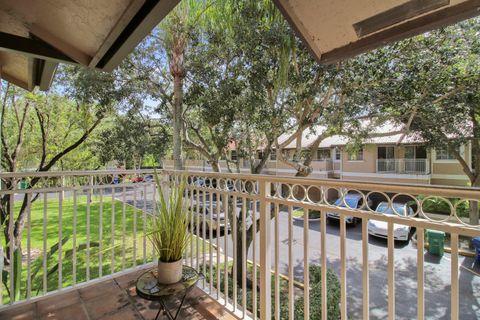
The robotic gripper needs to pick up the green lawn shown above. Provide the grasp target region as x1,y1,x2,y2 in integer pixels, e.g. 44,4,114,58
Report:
1,194,155,303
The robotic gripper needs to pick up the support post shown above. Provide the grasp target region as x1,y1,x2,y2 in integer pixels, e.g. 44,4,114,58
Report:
259,179,271,319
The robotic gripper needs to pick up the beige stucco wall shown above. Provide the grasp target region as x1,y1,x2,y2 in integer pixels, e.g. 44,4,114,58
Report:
344,175,430,185
341,144,377,173
430,179,469,187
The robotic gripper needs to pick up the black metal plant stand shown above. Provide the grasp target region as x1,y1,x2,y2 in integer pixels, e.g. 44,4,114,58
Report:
136,266,200,320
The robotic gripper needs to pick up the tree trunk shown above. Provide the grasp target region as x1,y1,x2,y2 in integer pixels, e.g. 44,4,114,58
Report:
210,159,220,173
470,178,480,225
173,74,184,170
234,216,255,288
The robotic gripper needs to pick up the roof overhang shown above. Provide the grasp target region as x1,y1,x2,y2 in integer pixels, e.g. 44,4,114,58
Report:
0,0,180,90
273,0,480,64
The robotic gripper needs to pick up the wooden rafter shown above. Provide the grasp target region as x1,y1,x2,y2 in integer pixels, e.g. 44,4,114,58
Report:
0,31,75,65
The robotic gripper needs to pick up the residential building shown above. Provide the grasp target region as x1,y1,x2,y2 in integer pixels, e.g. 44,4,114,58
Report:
164,122,473,187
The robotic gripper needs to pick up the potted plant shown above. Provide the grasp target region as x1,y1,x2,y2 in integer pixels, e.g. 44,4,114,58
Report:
149,173,190,284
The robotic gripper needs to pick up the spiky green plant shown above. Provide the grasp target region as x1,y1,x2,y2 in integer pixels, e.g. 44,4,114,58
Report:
149,171,190,262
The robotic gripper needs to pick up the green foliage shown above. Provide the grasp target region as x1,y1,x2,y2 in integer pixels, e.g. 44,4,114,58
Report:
93,113,169,169
149,172,190,262
205,262,340,319
421,197,469,218
293,209,321,219
295,266,341,320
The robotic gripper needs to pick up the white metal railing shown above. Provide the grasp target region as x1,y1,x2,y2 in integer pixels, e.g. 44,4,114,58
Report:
377,158,430,174
0,169,479,320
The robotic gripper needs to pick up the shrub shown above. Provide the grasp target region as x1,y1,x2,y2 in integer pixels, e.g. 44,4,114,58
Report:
421,197,469,218
294,265,341,319
203,263,341,319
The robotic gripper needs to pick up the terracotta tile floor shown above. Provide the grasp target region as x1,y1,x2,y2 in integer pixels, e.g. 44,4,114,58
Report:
0,267,239,320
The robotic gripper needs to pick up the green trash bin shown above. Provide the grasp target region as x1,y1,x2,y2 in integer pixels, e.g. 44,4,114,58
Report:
19,180,28,189
426,229,445,257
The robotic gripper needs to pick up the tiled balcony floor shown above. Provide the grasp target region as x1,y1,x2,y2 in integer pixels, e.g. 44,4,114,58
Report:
0,267,239,320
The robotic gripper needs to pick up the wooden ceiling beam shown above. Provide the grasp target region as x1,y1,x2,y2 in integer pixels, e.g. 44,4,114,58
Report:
97,0,180,71
89,0,146,68
38,60,57,91
30,24,92,66
321,0,480,64
354,0,450,37
0,31,76,65
1,70,29,90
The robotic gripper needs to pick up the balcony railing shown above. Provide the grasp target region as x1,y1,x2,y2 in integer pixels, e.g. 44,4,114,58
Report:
0,169,479,319
377,158,430,174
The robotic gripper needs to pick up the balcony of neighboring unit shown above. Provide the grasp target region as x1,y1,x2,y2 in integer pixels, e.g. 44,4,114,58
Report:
377,158,430,175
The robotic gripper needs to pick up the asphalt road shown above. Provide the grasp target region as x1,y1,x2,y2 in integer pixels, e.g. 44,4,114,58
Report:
213,213,480,320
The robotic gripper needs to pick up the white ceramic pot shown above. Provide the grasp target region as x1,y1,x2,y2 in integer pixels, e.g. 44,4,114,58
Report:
157,259,183,284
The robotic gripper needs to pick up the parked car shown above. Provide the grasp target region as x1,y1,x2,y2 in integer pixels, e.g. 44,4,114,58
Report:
190,201,228,232
143,175,154,182
131,176,144,183
368,202,414,241
326,193,372,225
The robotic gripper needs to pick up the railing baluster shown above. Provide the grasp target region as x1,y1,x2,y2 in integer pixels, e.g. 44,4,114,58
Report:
202,189,207,289
451,232,459,320
86,176,92,282
288,205,294,320
195,187,200,272
43,192,48,294
362,217,369,320
111,185,115,274
223,190,229,305
252,199,257,320
232,194,238,311
274,203,280,320
143,184,147,265
26,193,32,300
259,180,271,320
340,214,347,320
242,196,247,317
58,189,63,289
122,185,126,271
388,221,395,320
321,210,327,320
417,227,424,320
99,188,103,277
216,190,221,299
190,185,195,268
133,185,137,267
73,190,77,285
9,194,14,303
304,206,310,320
152,182,157,259
209,190,213,294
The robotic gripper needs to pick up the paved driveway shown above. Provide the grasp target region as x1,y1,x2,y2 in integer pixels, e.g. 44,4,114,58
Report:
214,212,480,320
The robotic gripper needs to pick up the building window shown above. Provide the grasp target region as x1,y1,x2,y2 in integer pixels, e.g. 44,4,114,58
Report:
405,145,427,159
270,152,277,160
334,148,341,161
230,150,237,161
436,145,459,160
348,148,364,161
316,149,330,160
378,146,394,159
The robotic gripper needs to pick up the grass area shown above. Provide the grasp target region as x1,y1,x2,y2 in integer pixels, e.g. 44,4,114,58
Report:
292,209,321,219
2,194,205,304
